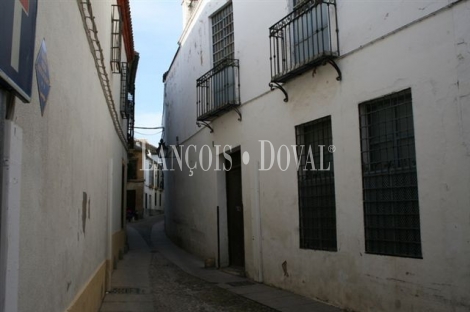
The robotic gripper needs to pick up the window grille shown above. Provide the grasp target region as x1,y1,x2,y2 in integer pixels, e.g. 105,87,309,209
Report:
127,92,135,147
269,0,339,83
120,62,128,118
296,116,337,251
359,88,422,258
111,5,122,73
211,4,234,65
196,58,240,121
196,3,239,123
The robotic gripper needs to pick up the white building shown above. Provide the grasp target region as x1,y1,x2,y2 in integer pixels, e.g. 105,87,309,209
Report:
137,139,165,216
162,0,470,311
151,159,165,213
0,0,138,311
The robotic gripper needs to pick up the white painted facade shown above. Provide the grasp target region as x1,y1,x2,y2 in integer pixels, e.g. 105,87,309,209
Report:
0,0,136,311
145,160,165,214
163,0,470,311
138,140,165,214
152,161,165,213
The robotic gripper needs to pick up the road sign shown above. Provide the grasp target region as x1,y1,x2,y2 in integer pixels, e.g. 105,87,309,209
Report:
0,0,38,102
35,40,50,116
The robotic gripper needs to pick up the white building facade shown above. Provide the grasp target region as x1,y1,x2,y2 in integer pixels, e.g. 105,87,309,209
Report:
0,0,137,311
139,140,165,215
163,0,470,311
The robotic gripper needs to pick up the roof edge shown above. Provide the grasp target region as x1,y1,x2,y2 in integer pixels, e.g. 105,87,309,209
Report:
118,0,135,63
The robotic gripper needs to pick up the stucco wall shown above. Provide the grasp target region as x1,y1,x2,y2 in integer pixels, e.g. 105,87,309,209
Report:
163,0,470,311
5,1,130,311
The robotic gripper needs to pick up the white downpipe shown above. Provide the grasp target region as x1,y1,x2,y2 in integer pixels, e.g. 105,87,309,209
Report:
107,160,113,266
255,161,263,282
1,121,23,312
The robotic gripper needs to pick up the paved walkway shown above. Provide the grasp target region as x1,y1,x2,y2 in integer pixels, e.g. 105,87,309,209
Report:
99,226,153,312
100,217,343,312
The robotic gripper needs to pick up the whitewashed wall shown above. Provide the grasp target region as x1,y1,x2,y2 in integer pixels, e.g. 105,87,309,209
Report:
6,1,129,311
163,0,470,311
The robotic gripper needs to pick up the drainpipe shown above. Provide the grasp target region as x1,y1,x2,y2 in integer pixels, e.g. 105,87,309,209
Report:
255,161,263,282
217,206,220,269
0,101,22,312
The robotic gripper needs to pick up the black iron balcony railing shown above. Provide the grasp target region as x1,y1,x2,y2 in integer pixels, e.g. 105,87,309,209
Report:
197,58,240,122
127,94,135,148
269,0,339,84
120,62,129,119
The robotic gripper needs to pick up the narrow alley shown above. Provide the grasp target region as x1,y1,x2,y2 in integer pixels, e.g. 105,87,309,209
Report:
1,0,469,311
100,215,341,312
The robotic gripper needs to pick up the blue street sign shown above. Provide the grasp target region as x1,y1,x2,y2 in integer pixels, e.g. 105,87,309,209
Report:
35,40,50,116
0,0,38,102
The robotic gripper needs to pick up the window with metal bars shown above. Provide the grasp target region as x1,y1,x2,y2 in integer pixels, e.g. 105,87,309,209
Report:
195,2,239,122
120,62,128,118
211,4,234,65
269,0,337,83
292,0,330,65
296,116,337,251
111,5,122,73
359,88,422,258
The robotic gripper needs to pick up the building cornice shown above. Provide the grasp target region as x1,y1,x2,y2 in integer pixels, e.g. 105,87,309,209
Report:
117,0,135,63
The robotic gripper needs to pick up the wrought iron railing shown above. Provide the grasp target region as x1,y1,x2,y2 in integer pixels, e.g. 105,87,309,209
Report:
120,61,135,147
127,98,134,147
120,62,128,118
269,0,339,83
196,58,240,122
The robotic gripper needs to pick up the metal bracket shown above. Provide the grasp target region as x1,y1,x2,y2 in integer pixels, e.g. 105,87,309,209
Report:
233,107,242,121
323,58,342,81
269,82,289,102
196,121,214,133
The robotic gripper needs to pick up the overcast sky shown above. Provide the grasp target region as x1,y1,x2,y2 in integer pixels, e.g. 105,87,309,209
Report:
130,0,182,146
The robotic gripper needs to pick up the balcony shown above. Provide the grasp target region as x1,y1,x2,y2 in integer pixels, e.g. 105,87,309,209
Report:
196,58,240,123
269,0,339,84
120,62,129,118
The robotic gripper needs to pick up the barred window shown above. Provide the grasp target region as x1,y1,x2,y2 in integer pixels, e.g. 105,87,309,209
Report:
110,5,122,73
120,62,128,118
292,0,330,66
211,3,234,65
296,116,337,251
359,88,422,258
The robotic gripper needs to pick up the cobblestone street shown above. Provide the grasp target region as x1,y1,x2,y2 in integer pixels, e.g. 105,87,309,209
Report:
100,215,341,312
131,216,275,312
150,246,276,311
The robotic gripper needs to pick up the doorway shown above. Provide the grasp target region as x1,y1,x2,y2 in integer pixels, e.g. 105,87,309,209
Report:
225,151,244,268
127,190,136,211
